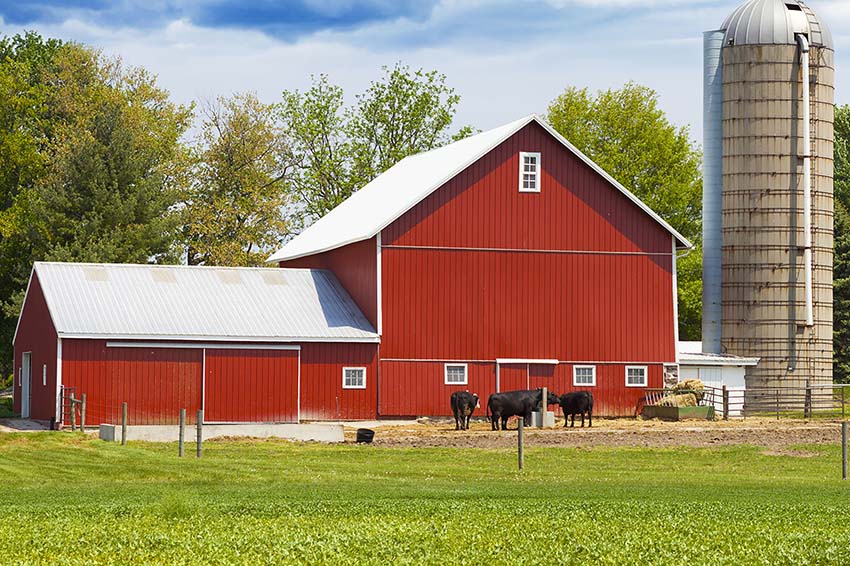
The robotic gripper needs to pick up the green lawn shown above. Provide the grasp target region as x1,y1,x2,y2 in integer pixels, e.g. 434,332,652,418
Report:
0,434,848,564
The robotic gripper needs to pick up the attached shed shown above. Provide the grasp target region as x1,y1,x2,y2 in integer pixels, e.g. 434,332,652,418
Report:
13,263,379,425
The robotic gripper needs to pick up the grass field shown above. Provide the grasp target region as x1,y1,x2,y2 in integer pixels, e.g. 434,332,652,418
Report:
0,433,849,564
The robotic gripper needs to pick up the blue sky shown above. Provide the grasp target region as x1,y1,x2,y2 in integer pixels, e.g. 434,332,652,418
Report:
2,0,849,143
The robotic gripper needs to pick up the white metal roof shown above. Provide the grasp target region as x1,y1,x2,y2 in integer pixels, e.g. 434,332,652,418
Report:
677,341,759,367
721,0,832,48
18,262,379,343
268,115,691,263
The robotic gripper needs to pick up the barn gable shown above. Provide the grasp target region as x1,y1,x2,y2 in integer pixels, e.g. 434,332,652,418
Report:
268,115,691,263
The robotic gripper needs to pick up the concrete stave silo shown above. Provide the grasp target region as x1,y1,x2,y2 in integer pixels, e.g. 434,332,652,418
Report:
703,0,834,395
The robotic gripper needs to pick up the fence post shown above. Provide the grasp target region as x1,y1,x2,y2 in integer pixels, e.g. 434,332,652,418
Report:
80,394,86,434
722,385,729,421
517,417,524,470
196,409,203,458
121,402,128,446
70,398,77,431
804,380,812,420
178,408,186,458
541,386,548,428
842,387,846,421
775,389,780,420
842,422,847,481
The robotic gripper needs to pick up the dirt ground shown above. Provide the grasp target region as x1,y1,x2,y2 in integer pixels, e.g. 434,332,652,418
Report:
343,417,845,450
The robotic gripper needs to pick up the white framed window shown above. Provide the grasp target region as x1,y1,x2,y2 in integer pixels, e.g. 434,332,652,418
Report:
342,367,366,389
625,366,648,387
573,365,596,387
444,363,468,385
518,152,541,193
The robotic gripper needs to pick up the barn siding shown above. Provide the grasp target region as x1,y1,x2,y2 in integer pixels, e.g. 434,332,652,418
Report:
299,343,378,420
12,272,58,421
379,361,662,418
61,339,203,425
377,121,677,417
281,238,378,329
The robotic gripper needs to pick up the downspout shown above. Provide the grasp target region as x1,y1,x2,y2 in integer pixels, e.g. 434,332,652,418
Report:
797,33,814,327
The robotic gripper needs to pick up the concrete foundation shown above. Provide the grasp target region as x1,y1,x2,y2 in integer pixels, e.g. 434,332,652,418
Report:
99,422,344,443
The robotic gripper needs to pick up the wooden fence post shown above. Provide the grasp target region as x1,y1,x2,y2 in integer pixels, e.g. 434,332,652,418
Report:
722,385,729,420
196,409,203,458
804,380,812,419
70,398,77,431
80,394,86,434
517,417,524,470
179,409,186,458
842,421,847,481
775,389,780,420
842,387,846,421
121,402,128,446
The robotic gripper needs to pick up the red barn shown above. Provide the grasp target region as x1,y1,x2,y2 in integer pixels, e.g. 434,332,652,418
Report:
272,115,690,417
13,115,690,425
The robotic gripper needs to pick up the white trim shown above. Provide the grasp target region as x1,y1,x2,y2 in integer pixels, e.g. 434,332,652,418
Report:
55,337,62,423
625,365,648,388
678,357,760,367
573,365,596,387
72,334,378,343
496,358,558,365
444,363,468,385
297,349,301,423
268,115,691,263
382,358,677,365
376,232,383,335
518,151,541,193
342,367,367,389
106,341,302,351
672,236,680,363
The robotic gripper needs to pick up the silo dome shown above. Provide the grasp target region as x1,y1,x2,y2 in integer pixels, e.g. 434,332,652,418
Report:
722,0,832,48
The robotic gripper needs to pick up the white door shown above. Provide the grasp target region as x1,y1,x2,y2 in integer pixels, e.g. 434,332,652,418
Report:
21,352,31,419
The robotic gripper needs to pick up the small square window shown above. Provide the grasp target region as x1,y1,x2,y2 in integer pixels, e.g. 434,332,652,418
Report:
343,367,366,389
518,152,541,193
625,366,647,387
573,365,596,387
444,363,468,385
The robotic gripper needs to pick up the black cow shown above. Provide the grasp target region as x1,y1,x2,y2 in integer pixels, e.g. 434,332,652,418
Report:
558,391,593,428
487,388,560,431
450,391,480,430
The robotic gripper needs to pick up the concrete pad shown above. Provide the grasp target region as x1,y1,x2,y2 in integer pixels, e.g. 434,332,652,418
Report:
99,422,344,443
0,419,50,432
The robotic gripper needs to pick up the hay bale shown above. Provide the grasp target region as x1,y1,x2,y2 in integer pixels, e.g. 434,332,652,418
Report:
657,393,698,407
670,379,705,402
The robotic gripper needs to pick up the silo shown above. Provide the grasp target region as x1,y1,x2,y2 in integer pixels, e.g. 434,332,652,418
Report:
703,0,834,393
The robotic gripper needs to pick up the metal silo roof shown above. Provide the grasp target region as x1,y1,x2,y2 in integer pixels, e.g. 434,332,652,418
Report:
721,0,832,48
19,262,379,343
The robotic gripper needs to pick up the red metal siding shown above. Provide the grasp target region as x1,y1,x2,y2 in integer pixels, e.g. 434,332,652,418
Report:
382,122,671,254
12,272,58,421
281,237,378,329
62,339,202,425
204,349,298,423
381,248,674,361
380,361,662,418
300,343,378,420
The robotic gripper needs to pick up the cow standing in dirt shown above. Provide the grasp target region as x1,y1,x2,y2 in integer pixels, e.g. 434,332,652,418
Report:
450,391,480,430
487,389,559,431
558,391,593,428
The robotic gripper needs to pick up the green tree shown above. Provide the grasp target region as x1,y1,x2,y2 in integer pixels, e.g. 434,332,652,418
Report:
546,83,703,340
183,93,292,266
833,105,850,383
0,34,191,376
281,64,466,227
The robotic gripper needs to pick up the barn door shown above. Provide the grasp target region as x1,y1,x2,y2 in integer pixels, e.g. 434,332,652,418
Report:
204,349,299,423
21,352,31,419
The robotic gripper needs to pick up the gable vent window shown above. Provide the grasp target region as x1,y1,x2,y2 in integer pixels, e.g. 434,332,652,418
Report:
519,152,541,193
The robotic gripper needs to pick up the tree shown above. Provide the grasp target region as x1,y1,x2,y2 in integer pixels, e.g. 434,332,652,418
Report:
281,64,466,227
833,105,850,383
0,33,191,376
546,83,703,340
183,93,292,266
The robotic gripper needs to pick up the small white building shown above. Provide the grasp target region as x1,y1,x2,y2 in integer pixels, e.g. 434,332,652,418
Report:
677,341,759,416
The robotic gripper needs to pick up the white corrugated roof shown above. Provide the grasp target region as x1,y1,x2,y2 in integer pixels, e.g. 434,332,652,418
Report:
268,115,691,263
18,262,378,343
721,0,832,48
677,341,759,366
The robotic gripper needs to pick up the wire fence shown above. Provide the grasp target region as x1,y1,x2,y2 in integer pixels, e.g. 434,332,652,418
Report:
642,383,850,421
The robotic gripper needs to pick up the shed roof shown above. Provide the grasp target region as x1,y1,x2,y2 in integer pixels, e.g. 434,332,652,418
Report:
268,115,692,263
677,341,759,367
17,262,379,343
